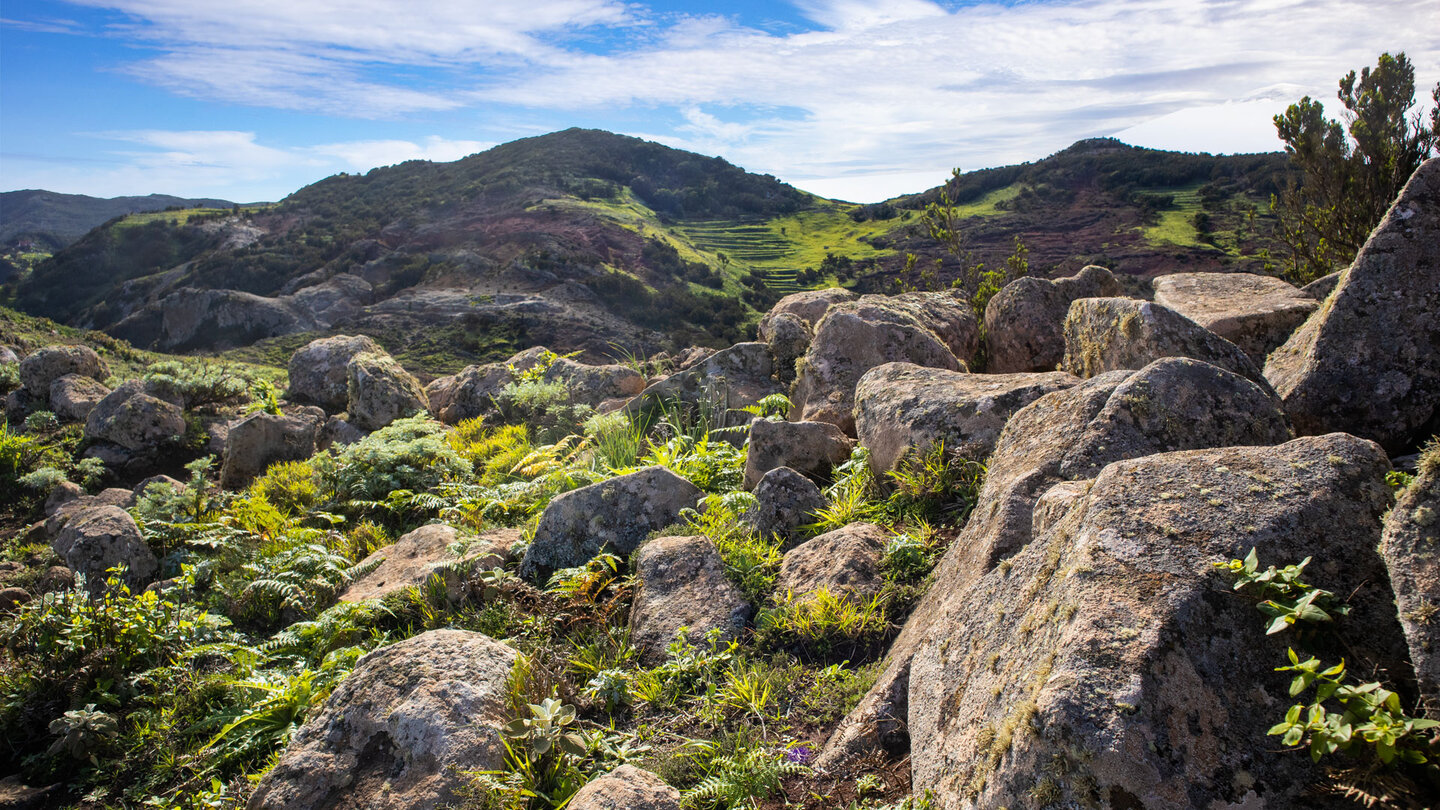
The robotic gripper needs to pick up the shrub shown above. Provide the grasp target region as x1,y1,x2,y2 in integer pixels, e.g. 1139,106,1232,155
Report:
0,362,19,395
17,466,68,494
756,588,888,658
23,411,59,434
143,360,253,409
251,460,319,516
325,415,473,501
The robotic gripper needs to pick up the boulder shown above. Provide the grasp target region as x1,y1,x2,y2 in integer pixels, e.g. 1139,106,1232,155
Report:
1264,158,1440,453
792,293,976,435
319,415,364,449
904,434,1405,809
1061,297,1271,392
248,629,516,810
0,345,17,364
0,587,29,613
427,362,510,424
1380,460,1440,716
1299,271,1342,300
345,351,428,431
109,287,318,353
5,387,40,424
18,344,107,394
743,467,826,548
984,265,1123,373
854,363,1078,475
287,335,382,412
629,343,781,424
51,505,157,593
132,475,184,500
760,312,810,385
518,466,701,582
743,418,853,490
219,411,322,490
339,525,515,603
431,347,644,425
774,522,887,602
760,288,861,334
567,765,680,810
83,381,186,453
48,374,111,423
1151,272,1317,364
629,535,750,663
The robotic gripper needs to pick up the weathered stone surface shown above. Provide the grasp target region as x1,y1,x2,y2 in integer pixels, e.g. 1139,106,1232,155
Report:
567,765,681,810
249,629,516,810
339,525,515,603
1299,270,1343,301
110,287,319,353
519,466,701,582
432,346,644,425
132,475,184,500
44,488,135,535
775,523,887,602
1264,158,1440,453
5,387,40,424
1381,460,1440,716
0,346,17,364
18,344,107,394
907,434,1403,809
428,362,509,424
1057,357,1293,480
630,343,780,429
760,311,810,385
83,381,186,453
743,467,825,548
0,587,31,613
319,415,364,449
744,418,854,490
287,335,382,412
854,363,1078,475
792,293,976,435
985,265,1123,373
44,481,84,514
219,411,322,490
1062,296,1270,392
1152,272,1317,364
48,374,110,423
630,535,750,663
760,288,861,334
52,505,157,592
346,351,428,431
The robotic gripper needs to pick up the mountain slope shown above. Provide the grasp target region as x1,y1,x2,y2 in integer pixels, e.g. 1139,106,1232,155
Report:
0,190,237,249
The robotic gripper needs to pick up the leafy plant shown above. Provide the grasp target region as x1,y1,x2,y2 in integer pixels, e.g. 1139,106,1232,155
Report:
1215,547,1349,634
24,410,59,433
47,705,119,764
324,415,473,501
144,360,253,409
756,588,888,658
680,744,808,809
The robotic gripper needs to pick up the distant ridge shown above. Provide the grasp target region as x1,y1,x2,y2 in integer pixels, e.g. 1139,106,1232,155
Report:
1,189,240,248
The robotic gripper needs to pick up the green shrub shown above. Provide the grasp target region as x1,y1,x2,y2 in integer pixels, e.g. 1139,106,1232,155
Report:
756,588,888,658
143,360,253,409
23,411,59,434
324,415,473,501
251,460,319,516
17,466,68,494
494,378,594,444
0,362,19,395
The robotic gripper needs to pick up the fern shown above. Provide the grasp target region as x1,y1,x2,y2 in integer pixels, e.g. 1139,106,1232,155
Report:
681,746,808,809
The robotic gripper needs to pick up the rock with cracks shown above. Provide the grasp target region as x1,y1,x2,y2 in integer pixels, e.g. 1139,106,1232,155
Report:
1151,271,1317,365
985,265,1123,373
51,505,157,593
743,418,853,490
18,344,108,394
774,522,888,603
83,381,186,454
286,335,382,413
346,350,428,431
48,373,111,423
1381,458,1440,717
567,765,681,810
518,466,701,582
248,629,517,810
629,535,750,664
340,525,515,603
219,411,322,489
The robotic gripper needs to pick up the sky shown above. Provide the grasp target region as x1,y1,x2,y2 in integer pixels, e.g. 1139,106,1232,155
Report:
2,0,1438,204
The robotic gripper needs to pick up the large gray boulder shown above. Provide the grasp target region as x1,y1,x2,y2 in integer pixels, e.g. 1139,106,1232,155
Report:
774,522,887,603
51,505,157,593
287,335,382,413
110,287,318,353
345,351,428,431
792,293,975,435
339,525,515,603
905,434,1404,809
743,466,826,548
1381,457,1440,716
18,344,107,394
219,410,322,489
743,418,853,490
854,363,1078,475
84,381,186,453
1062,296,1271,392
629,535,750,664
518,466,701,582
1264,158,1440,453
759,288,860,384
249,629,516,810
984,265,1123,373
630,343,781,424
48,373,111,423
568,765,680,810
1152,271,1317,364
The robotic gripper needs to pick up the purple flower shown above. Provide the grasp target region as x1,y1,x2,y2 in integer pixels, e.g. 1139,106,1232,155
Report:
784,744,813,764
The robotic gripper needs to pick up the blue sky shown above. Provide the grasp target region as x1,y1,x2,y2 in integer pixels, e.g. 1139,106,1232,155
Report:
2,0,1437,203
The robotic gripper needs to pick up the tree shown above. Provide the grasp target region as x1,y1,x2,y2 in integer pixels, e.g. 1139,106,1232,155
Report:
1272,52,1440,283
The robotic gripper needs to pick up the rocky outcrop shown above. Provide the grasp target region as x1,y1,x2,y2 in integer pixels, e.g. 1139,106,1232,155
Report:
249,629,516,810
1151,272,1317,364
110,287,318,353
759,288,860,385
339,525,515,603
51,505,157,592
48,374,110,423
429,347,644,425
84,381,186,453
905,434,1402,809
630,343,781,424
1061,297,1270,392
743,418,853,490
984,265,1123,373
287,335,381,413
742,467,826,548
1299,271,1343,301
567,765,680,810
791,293,976,435
854,363,1078,474
760,288,861,335
219,411,322,490
774,522,887,602
345,351,428,431
18,344,108,394
629,535,750,663
518,466,701,582
1264,158,1440,453
1381,460,1440,716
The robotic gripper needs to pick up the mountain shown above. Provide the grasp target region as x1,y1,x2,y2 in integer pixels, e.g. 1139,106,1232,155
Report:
9,129,1291,373
0,190,238,249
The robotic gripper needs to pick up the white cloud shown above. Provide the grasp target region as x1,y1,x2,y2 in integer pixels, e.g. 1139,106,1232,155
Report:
311,136,494,170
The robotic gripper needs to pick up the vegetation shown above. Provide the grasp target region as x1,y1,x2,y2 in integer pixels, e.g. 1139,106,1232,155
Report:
1272,52,1440,282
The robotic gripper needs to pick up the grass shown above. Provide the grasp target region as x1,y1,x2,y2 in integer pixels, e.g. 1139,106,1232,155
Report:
112,205,272,230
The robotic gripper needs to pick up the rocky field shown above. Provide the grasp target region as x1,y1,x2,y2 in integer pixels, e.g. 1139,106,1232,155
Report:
0,159,1436,810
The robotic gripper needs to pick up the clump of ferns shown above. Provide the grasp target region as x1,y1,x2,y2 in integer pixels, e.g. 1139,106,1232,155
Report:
229,530,382,628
